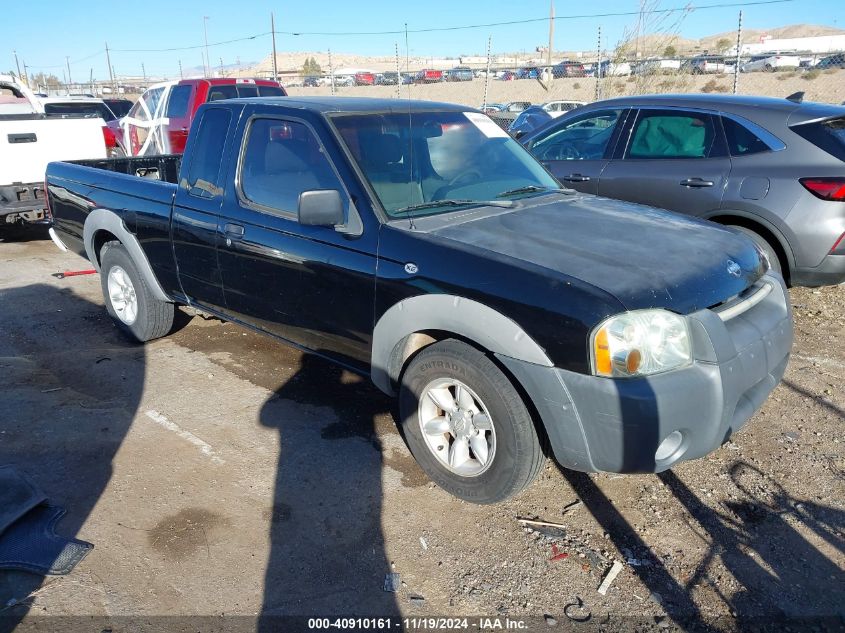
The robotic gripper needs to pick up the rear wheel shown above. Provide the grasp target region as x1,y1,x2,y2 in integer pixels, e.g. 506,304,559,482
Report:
100,241,174,342
399,339,544,504
728,225,783,276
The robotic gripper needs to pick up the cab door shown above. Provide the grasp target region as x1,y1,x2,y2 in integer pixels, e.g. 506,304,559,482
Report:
598,108,732,217
524,108,629,194
215,110,378,370
171,105,239,311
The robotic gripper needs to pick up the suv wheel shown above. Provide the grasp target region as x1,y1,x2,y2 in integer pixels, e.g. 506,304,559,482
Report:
100,241,174,342
399,339,544,504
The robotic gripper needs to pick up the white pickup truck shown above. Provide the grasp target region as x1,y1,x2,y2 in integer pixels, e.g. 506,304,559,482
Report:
0,75,108,235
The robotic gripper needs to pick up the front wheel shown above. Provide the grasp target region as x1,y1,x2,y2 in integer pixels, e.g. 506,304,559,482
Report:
100,241,174,342
399,339,544,504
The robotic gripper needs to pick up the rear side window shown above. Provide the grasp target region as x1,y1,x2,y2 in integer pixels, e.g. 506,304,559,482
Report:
792,116,845,162
627,111,718,159
166,85,192,118
721,117,775,156
184,108,232,198
239,118,345,215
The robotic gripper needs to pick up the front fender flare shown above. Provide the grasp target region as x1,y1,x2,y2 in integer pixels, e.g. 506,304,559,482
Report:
83,208,170,303
371,294,553,395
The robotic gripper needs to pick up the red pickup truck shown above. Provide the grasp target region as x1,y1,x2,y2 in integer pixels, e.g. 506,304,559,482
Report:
114,77,286,156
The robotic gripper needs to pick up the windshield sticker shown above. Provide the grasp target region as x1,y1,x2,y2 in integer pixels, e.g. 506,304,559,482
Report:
463,112,509,138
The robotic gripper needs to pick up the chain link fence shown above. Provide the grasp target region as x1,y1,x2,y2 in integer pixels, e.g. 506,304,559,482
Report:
274,48,845,132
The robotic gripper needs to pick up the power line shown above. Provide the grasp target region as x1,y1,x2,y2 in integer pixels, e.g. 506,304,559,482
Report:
276,0,795,36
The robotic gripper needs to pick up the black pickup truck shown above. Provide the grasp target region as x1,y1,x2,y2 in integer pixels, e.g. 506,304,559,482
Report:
46,97,793,503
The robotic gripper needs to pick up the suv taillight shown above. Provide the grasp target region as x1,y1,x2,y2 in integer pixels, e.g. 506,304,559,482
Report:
800,178,845,201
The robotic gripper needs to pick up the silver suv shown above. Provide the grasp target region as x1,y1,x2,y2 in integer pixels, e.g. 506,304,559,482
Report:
521,94,845,286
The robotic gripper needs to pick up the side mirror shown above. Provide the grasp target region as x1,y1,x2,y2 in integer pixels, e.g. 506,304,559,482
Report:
513,130,525,140
298,189,344,227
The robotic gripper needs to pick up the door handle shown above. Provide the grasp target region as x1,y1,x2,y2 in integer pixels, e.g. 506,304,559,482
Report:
562,173,591,183
223,223,244,237
680,178,714,188
8,132,37,144
223,223,244,247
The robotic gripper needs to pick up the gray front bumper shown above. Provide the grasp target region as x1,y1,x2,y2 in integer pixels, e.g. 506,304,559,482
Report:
499,272,793,473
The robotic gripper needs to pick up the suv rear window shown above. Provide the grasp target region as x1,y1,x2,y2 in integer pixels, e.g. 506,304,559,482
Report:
792,116,845,162
206,84,286,102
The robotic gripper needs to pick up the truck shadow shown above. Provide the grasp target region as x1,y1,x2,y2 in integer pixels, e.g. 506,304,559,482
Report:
660,462,845,619
561,459,844,623
256,353,399,623
0,284,145,632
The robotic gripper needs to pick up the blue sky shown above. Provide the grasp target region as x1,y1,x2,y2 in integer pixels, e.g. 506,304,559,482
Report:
7,0,844,80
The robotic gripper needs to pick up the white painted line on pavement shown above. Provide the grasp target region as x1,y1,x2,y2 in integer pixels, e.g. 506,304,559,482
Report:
144,409,225,464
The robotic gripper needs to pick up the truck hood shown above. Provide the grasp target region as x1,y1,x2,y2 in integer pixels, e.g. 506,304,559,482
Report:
410,193,766,314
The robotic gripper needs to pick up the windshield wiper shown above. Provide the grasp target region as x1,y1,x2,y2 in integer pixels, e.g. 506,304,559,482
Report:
496,185,566,198
395,199,513,214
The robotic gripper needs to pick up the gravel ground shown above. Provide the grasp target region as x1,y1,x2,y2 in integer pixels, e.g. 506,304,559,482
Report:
0,235,842,633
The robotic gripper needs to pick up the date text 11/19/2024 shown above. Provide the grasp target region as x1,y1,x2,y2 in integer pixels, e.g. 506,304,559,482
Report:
307,617,528,630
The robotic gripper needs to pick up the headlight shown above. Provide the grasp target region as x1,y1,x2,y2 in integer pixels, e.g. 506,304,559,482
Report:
591,310,692,378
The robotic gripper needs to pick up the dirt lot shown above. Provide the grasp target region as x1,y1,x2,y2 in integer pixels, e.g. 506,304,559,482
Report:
0,234,842,632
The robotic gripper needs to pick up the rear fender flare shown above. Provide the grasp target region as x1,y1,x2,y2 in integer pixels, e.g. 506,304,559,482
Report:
83,208,170,303
370,294,553,395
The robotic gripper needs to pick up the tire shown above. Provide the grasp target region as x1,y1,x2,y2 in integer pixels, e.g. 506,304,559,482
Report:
399,339,544,504
728,225,783,276
764,63,774,72
99,241,174,342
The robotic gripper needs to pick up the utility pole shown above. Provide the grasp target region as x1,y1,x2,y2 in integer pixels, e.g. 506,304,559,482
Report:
203,16,210,78
395,42,400,99
733,10,743,94
271,12,278,81
219,57,224,76
105,42,115,93
13,50,22,80
595,26,602,101
65,56,72,86
178,59,183,79
547,1,555,65
142,62,146,83
483,36,492,111
89,67,94,94
22,61,29,86
328,48,334,95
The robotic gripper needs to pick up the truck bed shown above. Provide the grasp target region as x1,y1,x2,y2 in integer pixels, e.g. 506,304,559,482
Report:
71,155,182,184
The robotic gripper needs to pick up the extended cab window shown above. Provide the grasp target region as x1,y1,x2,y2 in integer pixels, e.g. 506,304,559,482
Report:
239,118,345,215
530,110,623,161
184,108,231,198
627,110,717,159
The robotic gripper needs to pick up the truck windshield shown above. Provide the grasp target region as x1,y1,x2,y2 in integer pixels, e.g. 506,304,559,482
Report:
331,111,560,217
